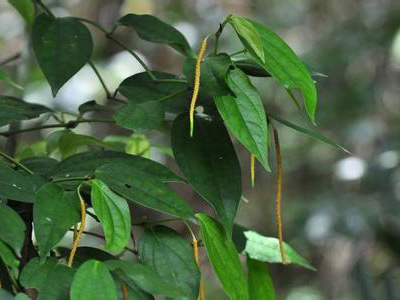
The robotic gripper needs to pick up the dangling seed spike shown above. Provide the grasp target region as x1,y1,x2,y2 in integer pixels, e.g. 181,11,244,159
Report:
68,185,87,267
272,125,287,264
250,154,255,188
189,35,209,137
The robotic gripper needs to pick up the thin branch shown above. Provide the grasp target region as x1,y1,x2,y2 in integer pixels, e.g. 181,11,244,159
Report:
51,176,91,184
0,53,21,66
0,150,34,175
36,0,55,17
88,61,111,97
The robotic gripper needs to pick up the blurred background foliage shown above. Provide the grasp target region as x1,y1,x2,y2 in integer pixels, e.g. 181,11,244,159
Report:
1,0,400,299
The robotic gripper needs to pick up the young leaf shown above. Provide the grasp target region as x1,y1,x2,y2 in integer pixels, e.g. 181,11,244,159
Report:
70,260,118,300
215,67,270,171
95,163,194,220
34,183,80,259
48,151,184,183
90,179,131,253
32,14,93,96
105,260,186,298
115,101,164,131
0,68,23,90
229,16,317,123
0,204,26,251
20,257,75,300
171,114,242,235
118,71,190,114
184,53,232,97
196,214,249,300
138,226,200,299
0,240,19,269
0,96,51,127
8,0,34,26
118,14,194,57
268,114,350,153
247,258,275,300
0,164,36,203
240,230,315,271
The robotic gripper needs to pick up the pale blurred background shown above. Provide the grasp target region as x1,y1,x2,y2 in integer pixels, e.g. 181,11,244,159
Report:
1,0,400,299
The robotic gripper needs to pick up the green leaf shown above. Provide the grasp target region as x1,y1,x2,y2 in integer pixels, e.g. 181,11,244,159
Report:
90,179,131,253
0,96,51,127
20,157,58,175
0,68,23,90
233,58,271,77
15,293,30,300
71,260,118,300
183,53,232,97
78,100,115,114
268,114,350,153
20,257,74,300
0,289,13,300
56,247,115,268
118,14,194,57
118,71,190,114
138,226,200,299
247,258,275,300
215,67,270,171
239,230,315,271
115,101,164,131
33,183,80,259
0,164,35,203
229,16,317,123
171,114,242,235
0,204,26,252
32,14,93,96
105,260,186,298
125,134,151,158
229,17,264,63
95,163,194,220
48,151,184,183
8,0,34,26
196,214,248,300
0,240,19,269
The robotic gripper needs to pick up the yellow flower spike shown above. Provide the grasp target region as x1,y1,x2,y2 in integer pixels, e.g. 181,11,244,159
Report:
250,154,255,188
272,125,287,265
68,185,87,268
184,221,205,300
189,35,209,137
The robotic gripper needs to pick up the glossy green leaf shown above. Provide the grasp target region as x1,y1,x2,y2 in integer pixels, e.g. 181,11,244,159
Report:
48,151,184,183
95,163,194,219
215,67,270,171
8,0,34,26
0,240,19,269
78,100,115,114
20,257,74,300
196,214,248,300
118,71,190,114
71,260,117,300
105,260,185,298
90,179,131,253
171,114,242,235
21,157,58,175
112,270,154,300
33,183,80,259
118,14,194,57
240,230,315,270
115,101,164,131
229,17,264,63
233,58,271,77
32,14,93,96
0,164,35,203
138,226,200,299
0,68,23,90
268,114,350,153
0,96,51,127
247,258,275,300
183,53,232,97
0,204,26,251
229,16,317,122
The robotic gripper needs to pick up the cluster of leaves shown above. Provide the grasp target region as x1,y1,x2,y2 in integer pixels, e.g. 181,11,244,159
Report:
0,1,346,299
